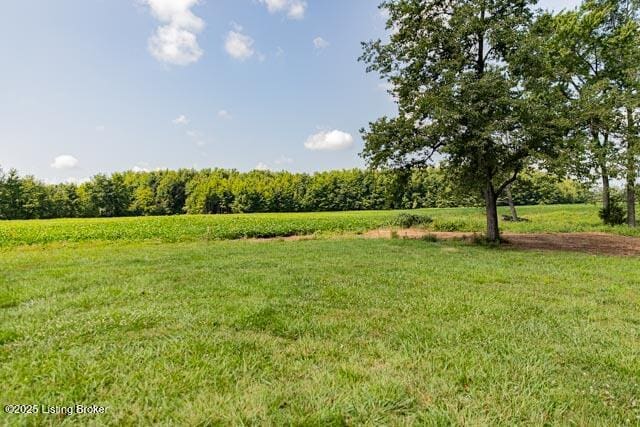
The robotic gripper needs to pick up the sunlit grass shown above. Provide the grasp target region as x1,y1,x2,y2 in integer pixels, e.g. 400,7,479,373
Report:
0,204,638,247
1,238,639,424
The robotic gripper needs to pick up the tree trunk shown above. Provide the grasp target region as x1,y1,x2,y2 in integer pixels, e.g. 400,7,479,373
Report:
602,170,610,212
595,131,611,212
627,108,637,227
627,177,636,227
506,184,518,221
485,181,499,242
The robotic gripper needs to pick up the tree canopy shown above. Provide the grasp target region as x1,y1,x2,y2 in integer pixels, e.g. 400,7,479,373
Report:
360,0,638,239
360,0,570,240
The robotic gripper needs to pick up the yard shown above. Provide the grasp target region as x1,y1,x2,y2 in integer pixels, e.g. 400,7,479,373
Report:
1,206,639,424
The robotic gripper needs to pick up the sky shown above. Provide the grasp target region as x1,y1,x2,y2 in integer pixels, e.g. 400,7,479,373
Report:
0,0,582,183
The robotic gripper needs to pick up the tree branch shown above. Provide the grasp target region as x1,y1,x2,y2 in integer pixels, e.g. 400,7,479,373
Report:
496,167,522,197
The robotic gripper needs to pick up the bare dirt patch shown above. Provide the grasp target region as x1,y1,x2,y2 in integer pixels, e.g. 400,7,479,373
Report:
362,229,640,256
245,229,640,256
501,232,640,256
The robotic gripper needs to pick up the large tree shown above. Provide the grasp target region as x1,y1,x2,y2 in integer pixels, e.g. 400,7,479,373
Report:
540,0,639,225
360,0,565,241
606,0,640,227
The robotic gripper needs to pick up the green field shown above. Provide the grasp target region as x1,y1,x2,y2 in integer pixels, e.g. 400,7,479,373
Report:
1,204,639,247
1,205,639,424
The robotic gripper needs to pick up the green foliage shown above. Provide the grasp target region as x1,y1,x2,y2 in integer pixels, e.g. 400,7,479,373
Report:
390,213,433,228
533,0,640,225
1,204,639,247
360,0,571,241
599,199,627,226
0,166,589,221
84,174,131,217
506,171,590,206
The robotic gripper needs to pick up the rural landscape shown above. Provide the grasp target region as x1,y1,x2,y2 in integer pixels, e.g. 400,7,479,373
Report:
2,0,640,425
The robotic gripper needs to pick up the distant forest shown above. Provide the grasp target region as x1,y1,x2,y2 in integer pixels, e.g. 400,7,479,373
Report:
0,167,590,220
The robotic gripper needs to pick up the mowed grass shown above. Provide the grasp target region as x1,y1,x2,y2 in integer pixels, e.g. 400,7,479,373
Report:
1,204,639,247
1,238,639,425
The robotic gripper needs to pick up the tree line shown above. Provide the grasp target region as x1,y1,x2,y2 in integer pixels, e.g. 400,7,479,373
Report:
0,166,589,220
361,0,639,240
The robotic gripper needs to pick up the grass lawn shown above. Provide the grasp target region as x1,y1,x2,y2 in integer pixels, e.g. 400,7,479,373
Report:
1,204,639,247
1,237,639,425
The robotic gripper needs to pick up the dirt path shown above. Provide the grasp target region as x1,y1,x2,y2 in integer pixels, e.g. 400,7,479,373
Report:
362,229,640,256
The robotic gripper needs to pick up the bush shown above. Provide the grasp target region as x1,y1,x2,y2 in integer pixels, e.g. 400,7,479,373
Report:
599,200,626,226
391,213,433,228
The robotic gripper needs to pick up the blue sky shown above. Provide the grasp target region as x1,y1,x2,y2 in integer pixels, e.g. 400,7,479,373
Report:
0,0,581,183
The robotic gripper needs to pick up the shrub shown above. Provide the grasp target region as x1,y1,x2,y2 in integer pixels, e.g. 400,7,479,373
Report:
599,201,626,226
391,213,433,228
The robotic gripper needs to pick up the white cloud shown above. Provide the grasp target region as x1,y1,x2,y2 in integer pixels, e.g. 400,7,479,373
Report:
218,109,232,120
173,114,189,125
144,0,204,65
195,140,206,147
274,155,293,165
64,176,90,185
132,165,150,173
225,30,255,60
287,1,306,19
254,162,270,171
304,130,354,151
313,37,329,49
51,155,79,170
186,130,201,137
149,26,203,65
95,125,105,132
258,0,306,19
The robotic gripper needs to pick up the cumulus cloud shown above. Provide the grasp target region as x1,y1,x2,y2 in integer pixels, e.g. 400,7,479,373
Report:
173,114,189,125
144,0,204,65
218,109,232,120
51,155,79,170
304,130,354,151
132,163,151,173
313,37,329,49
225,29,255,60
258,0,306,19
287,1,306,19
254,162,270,171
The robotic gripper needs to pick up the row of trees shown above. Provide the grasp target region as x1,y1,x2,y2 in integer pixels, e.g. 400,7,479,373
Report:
361,0,639,240
0,166,589,220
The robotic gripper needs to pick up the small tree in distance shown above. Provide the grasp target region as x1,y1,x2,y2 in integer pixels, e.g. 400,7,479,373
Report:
359,0,567,241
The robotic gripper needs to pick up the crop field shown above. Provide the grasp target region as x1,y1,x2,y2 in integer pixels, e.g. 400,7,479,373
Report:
1,204,639,424
1,204,639,247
